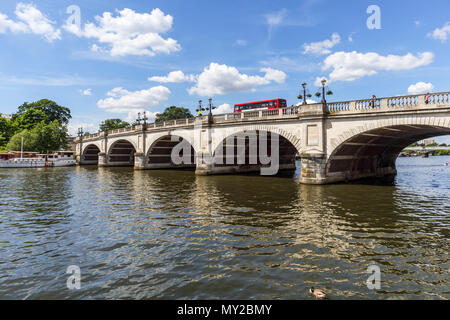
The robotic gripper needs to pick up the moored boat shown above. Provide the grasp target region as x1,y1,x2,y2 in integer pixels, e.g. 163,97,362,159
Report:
0,151,76,168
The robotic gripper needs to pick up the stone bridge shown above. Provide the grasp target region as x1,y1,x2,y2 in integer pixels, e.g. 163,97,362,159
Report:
75,91,450,184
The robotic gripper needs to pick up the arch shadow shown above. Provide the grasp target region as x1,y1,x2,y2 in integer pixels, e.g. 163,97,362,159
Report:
146,135,196,170
107,139,137,167
211,129,300,175
81,144,100,165
326,124,450,183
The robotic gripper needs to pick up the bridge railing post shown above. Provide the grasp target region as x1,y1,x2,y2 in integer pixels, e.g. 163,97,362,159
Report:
380,98,388,110
418,94,426,106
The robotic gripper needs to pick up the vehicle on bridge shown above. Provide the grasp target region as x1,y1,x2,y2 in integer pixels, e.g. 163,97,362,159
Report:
234,99,287,112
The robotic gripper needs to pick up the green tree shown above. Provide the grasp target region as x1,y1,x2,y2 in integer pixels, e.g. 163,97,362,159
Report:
0,133,6,148
155,106,193,123
99,119,130,132
0,117,17,146
16,99,71,125
16,108,48,130
6,129,37,151
32,120,68,153
6,120,68,153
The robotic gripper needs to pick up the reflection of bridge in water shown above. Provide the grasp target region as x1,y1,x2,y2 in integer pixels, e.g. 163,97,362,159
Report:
75,91,450,184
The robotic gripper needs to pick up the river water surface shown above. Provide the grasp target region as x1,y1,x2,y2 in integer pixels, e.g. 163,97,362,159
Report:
0,156,449,299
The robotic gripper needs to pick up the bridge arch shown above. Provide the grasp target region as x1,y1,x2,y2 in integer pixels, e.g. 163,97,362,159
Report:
146,134,196,168
81,143,101,164
326,118,450,182
107,139,137,166
212,125,302,173
211,125,303,155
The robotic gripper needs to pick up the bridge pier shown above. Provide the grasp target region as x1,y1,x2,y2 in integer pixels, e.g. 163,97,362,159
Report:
97,153,107,167
134,152,146,170
299,153,328,184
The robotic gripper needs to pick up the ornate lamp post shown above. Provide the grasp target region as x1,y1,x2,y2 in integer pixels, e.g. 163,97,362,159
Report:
142,111,148,126
136,112,141,125
196,99,205,117
315,79,333,106
321,78,327,104
302,82,307,105
298,82,312,106
207,98,216,125
77,127,84,163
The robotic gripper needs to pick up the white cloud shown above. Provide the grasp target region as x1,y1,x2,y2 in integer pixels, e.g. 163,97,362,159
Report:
407,82,434,94
259,56,318,73
124,109,159,124
187,63,286,96
314,77,330,87
0,3,61,42
148,70,195,83
260,67,287,83
64,8,180,57
2,74,117,87
264,8,287,40
80,88,92,96
68,121,99,136
303,33,341,55
428,22,450,42
212,103,233,115
296,99,318,106
348,32,356,43
265,9,287,27
97,86,171,113
234,39,247,46
322,51,434,82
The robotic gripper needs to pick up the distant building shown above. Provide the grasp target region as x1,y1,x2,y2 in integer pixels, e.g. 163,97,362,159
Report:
0,113,12,120
422,139,436,145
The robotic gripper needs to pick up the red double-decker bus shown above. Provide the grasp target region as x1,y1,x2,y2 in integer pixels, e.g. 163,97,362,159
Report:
234,98,287,113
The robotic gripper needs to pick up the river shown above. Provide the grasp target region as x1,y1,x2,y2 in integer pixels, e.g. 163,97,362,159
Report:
0,156,449,299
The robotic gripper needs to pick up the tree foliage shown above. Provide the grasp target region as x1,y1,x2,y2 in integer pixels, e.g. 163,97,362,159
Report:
16,99,71,125
0,117,17,146
155,106,193,123
6,120,68,153
99,119,130,132
16,108,48,130
1,99,71,151
6,129,36,151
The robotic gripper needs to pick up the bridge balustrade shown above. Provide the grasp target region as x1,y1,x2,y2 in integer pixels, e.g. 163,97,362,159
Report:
387,95,419,108
430,92,449,104
328,101,351,113
77,91,450,144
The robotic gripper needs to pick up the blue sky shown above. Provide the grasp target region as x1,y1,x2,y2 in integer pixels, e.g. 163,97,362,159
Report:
0,0,449,142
